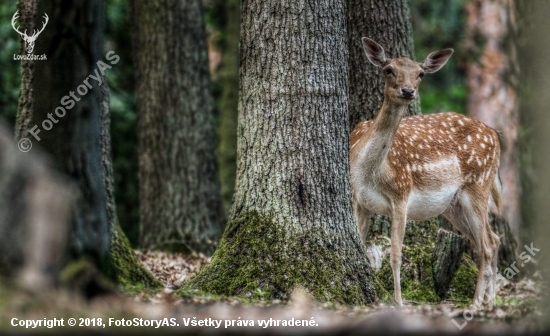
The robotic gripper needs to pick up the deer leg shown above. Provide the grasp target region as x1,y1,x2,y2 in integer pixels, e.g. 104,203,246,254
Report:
486,229,500,309
459,192,497,309
474,215,499,309
442,200,475,243
390,203,407,306
353,197,371,246
443,191,498,309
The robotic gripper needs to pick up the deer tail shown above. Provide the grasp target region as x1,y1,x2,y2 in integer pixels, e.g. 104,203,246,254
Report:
491,174,502,214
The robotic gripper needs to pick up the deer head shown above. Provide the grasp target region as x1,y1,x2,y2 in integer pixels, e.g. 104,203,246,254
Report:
12,11,49,54
362,38,454,105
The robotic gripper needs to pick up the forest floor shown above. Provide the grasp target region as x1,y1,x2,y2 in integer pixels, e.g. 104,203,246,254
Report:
0,250,544,335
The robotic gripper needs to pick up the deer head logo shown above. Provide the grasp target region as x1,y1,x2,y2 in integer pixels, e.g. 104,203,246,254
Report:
11,11,49,54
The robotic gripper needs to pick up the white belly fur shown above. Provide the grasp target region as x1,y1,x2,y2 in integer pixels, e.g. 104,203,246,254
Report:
354,156,462,221
406,185,459,220
360,186,392,216
358,184,459,220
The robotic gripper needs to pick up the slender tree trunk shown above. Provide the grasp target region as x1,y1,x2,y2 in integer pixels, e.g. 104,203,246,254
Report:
99,77,161,290
347,0,420,130
187,0,376,304
32,0,110,258
130,0,224,254
465,0,521,241
218,0,240,216
14,0,38,141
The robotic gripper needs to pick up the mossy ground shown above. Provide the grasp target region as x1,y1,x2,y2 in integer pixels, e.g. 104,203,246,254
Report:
372,217,478,305
181,211,377,305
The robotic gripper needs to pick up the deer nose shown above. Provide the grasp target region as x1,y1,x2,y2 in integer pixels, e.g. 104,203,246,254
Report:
400,88,416,98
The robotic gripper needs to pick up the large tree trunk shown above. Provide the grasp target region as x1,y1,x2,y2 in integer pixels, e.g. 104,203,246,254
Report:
32,0,110,258
14,0,156,290
186,0,376,305
130,0,224,254
218,0,240,216
347,0,420,130
465,0,521,241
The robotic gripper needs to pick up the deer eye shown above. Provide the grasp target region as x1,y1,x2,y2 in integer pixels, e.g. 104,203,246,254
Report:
384,67,394,76
418,72,425,79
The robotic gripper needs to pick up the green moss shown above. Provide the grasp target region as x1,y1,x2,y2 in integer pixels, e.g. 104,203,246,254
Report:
448,254,478,304
373,217,478,305
60,258,95,284
99,224,161,295
375,245,439,303
182,211,377,305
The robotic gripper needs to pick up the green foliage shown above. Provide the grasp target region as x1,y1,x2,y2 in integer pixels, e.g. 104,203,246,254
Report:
0,3,21,126
183,211,377,305
105,0,140,245
410,0,467,114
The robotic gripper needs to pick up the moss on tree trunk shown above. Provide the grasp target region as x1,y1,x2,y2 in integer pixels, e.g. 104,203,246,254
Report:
372,217,478,304
100,225,161,293
184,212,376,304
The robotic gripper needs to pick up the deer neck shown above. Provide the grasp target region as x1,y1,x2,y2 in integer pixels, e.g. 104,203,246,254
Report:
359,100,407,176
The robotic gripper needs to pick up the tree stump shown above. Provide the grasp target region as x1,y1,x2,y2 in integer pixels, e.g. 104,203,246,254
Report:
432,228,466,300
489,213,518,270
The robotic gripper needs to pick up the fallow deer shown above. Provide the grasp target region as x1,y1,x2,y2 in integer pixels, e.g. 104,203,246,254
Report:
351,38,501,309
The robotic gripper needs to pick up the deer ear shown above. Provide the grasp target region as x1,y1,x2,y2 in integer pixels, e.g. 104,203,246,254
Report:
421,49,454,73
362,38,387,68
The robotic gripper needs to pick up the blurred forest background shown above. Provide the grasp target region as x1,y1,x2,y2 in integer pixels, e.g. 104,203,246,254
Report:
3,0,527,247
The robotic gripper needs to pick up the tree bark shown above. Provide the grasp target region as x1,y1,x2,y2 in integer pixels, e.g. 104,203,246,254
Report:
186,0,376,305
432,228,466,300
218,0,240,216
32,0,110,258
465,0,521,241
347,0,420,130
18,1,155,289
129,0,224,254
14,0,38,141
98,77,161,290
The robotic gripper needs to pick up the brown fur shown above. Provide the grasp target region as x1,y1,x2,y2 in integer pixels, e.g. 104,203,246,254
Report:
351,112,501,196
352,38,501,309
